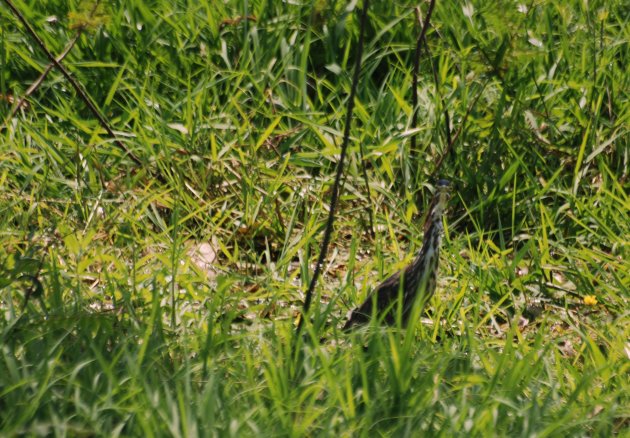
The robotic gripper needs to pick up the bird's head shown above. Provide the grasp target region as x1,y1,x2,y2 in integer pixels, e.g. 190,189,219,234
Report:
423,179,451,233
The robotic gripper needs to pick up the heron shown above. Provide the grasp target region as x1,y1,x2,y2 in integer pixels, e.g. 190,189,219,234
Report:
343,179,451,330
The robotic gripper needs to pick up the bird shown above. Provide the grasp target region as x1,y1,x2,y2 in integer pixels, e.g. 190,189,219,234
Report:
343,179,451,330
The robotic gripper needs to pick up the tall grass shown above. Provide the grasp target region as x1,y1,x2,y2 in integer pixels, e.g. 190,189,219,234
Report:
1,0,628,435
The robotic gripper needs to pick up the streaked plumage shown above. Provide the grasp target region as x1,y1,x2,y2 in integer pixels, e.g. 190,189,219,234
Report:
343,179,451,330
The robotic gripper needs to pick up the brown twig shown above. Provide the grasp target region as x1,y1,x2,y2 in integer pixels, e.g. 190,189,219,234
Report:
1,1,100,128
416,10,452,151
410,0,436,153
294,0,370,342
3,0,143,168
431,79,488,178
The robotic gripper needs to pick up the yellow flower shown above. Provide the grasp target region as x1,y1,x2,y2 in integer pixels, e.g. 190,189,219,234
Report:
583,295,598,306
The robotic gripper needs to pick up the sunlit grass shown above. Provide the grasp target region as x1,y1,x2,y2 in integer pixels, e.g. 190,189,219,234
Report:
1,0,628,435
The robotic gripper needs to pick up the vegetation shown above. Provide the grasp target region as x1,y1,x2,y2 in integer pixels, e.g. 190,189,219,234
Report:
1,0,628,435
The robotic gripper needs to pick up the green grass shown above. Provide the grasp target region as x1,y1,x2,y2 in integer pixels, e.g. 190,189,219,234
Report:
1,0,628,435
